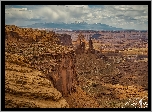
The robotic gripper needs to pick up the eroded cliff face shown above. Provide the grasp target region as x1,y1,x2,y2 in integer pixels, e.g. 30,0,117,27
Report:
47,52,77,96
5,25,77,107
31,50,77,97
57,34,73,46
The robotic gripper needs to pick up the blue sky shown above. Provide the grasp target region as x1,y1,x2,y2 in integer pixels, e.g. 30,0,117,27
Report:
5,5,148,30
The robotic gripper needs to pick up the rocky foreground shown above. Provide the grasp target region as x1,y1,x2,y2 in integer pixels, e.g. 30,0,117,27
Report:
5,60,69,108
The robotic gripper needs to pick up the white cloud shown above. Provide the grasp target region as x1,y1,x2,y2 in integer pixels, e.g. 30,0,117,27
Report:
5,5,148,30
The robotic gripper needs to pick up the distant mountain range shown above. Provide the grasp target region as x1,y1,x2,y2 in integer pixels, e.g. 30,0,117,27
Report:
19,22,139,31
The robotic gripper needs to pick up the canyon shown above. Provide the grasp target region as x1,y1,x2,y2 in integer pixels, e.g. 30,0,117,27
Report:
5,25,148,108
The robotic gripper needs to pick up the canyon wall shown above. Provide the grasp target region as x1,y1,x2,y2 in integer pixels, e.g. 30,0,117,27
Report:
5,25,77,98
48,51,77,96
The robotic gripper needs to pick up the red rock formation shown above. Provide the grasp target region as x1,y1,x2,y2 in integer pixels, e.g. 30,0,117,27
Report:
75,33,96,54
5,25,78,97
47,52,77,96
75,33,87,54
88,37,95,54
57,34,72,46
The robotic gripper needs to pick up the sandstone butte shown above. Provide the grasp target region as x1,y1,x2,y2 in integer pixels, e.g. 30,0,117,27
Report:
5,25,100,108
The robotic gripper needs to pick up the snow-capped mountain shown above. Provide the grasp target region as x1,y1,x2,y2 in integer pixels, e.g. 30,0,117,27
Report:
20,22,135,31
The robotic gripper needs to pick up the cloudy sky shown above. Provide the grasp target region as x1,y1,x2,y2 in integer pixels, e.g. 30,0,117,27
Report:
5,5,148,30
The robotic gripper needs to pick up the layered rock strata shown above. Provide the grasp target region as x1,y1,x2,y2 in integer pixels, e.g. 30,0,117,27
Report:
5,25,78,108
